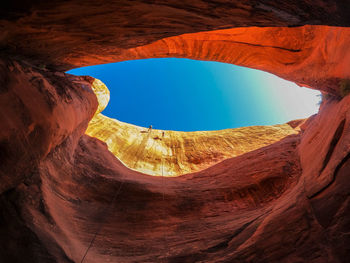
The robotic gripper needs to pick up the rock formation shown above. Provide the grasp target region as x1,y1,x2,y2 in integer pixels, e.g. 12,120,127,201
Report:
87,80,300,176
0,1,349,263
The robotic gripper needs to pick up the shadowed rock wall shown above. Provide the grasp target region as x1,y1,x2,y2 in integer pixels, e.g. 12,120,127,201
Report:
0,1,349,263
1,0,349,70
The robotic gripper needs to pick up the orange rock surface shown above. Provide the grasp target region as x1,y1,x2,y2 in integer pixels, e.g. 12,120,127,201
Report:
0,1,349,263
1,2,349,94
114,26,350,94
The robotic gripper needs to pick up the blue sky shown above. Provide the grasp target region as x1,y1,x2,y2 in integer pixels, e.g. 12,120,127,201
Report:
67,58,321,131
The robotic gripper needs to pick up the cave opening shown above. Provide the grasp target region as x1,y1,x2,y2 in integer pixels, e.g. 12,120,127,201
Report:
67,58,321,132
1,0,349,260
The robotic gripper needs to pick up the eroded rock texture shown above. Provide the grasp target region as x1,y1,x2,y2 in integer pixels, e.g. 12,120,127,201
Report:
87,80,299,176
0,1,349,263
116,26,350,94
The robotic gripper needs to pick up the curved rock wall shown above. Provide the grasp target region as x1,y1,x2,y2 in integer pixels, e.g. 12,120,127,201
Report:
114,26,350,94
0,1,349,263
1,0,348,70
0,60,97,194
1,1,349,94
87,113,298,176
86,80,299,176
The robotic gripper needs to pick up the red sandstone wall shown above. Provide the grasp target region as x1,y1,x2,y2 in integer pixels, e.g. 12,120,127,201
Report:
1,62,348,262
1,0,348,70
111,26,350,94
0,1,349,262
0,60,98,193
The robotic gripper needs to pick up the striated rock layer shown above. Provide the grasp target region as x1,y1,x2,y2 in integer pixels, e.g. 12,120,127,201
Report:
1,62,349,262
1,1,349,94
114,26,350,94
87,113,298,176
1,0,349,70
87,80,299,176
0,1,349,263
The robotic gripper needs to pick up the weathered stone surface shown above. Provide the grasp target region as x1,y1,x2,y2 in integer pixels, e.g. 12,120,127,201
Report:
0,1,349,263
87,113,298,176
87,80,299,176
1,0,349,70
0,60,97,194
19,131,303,263
91,79,110,115
115,26,350,94
299,95,350,198
2,94,349,262
1,2,349,95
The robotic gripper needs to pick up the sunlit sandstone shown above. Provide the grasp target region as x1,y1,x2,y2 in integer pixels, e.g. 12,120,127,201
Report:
87,79,299,176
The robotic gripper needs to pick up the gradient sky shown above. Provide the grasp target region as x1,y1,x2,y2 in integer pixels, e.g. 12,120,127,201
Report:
67,58,321,131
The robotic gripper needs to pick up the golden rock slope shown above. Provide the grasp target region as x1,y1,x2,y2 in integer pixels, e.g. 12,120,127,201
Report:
87,79,299,176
